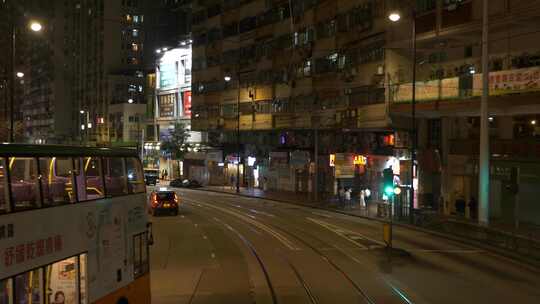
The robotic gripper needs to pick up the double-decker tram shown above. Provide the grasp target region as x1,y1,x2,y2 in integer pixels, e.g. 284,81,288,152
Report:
0,144,151,304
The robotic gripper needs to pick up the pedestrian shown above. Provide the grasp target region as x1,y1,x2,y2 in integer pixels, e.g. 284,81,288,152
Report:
344,187,351,209
230,175,235,190
468,197,478,220
161,169,165,181
164,169,168,181
360,190,366,209
338,187,345,206
263,176,268,191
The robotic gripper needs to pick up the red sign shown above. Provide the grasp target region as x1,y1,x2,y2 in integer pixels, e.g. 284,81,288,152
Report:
183,91,192,117
3,235,63,267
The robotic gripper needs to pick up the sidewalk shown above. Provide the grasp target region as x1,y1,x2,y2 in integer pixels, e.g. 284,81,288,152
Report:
189,185,540,266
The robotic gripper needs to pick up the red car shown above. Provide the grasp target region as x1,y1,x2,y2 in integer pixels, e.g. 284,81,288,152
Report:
149,189,180,216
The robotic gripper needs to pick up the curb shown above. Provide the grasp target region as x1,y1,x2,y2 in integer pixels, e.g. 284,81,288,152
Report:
185,187,540,271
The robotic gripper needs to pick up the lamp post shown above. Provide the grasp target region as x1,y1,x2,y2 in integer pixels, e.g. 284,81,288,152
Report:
224,73,240,194
9,18,43,143
389,8,417,223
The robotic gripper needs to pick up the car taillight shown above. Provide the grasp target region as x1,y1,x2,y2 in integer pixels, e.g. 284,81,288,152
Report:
174,193,179,204
151,195,159,208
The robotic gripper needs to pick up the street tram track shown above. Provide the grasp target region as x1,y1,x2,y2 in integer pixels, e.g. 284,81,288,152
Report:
186,195,416,304
185,199,320,304
185,198,376,304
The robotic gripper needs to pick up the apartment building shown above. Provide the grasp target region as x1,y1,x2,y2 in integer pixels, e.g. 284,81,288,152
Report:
64,0,147,145
389,0,540,224
191,0,405,200
190,0,540,225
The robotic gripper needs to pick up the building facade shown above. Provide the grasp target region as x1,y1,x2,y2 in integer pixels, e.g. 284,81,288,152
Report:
191,0,540,225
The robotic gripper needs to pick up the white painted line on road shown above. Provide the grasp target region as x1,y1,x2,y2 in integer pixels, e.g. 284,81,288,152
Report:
406,249,484,254
311,211,334,218
307,217,386,249
200,201,300,250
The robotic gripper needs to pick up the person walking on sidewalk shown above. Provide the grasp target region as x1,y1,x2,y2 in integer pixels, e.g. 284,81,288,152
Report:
344,187,351,209
338,187,345,207
230,175,236,190
360,190,366,209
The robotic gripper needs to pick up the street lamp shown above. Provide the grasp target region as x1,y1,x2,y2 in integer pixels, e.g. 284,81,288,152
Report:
29,21,43,32
128,98,134,104
9,19,44,143
224,73,240,193
388,7,417,223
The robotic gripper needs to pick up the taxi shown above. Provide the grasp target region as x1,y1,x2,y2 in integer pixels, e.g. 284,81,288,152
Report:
149,188,180,216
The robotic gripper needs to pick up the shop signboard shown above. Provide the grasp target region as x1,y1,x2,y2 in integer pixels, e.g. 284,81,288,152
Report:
206,151,223,163
158,93,176,118
394,77,459,102
269,152,288,167
335,153,355,178
473,66,540,96
183,91,192,117
290,151,310,167
159,63,177,90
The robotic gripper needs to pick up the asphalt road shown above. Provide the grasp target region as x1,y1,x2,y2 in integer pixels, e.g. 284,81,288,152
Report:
149,188,540,304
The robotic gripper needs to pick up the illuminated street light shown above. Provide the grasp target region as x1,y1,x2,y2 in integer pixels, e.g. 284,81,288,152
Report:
156,49,161,54
80,110,85,114
29,21,43,32
16,72,24,78
388,12,401,22
224,76,232,82
128,98,134,104
532,120,537,125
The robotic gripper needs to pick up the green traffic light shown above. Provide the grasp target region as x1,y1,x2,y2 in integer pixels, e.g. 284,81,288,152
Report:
384,186,395,196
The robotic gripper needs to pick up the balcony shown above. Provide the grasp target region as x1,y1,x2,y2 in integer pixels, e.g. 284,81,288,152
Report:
449,139,540,158
390,66,540,110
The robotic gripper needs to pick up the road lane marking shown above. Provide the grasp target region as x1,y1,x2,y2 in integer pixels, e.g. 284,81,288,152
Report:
307,217,385,250
188,199,300,250
406,249,483,254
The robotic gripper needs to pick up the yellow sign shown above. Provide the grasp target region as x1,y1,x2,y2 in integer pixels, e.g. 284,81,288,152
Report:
383,223,391,246
353,155,367,165
329,154,335,167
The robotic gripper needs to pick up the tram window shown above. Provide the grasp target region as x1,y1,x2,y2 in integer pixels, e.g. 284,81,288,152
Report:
0,159,8,213
45,256,79,304
14,269,42,304
80,254,88,304
125,158,145,194
104,157,128,196
77,157,105,201
133,232,149,278
39,157,76,206
8,157,41,210
0,278,13,304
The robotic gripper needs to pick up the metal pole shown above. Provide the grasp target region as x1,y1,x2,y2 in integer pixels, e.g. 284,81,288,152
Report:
314,129,319,202
10,20,16,143
478,0,490,225
236,72,241,194
410,10,417,223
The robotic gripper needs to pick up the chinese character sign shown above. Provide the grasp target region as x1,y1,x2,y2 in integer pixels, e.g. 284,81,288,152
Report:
3,235,63,268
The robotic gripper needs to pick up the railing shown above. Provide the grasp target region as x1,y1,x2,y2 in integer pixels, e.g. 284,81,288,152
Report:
390,66,540,103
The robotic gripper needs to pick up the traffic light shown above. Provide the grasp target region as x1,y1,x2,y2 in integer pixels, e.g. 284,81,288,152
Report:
383,168,395,197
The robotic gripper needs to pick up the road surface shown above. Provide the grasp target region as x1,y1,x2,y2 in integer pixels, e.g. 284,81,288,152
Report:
150,188,540,304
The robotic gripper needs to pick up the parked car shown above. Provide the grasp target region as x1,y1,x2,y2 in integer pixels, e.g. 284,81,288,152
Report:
144,169,159,185
169,178,203,189
149,188,180,216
